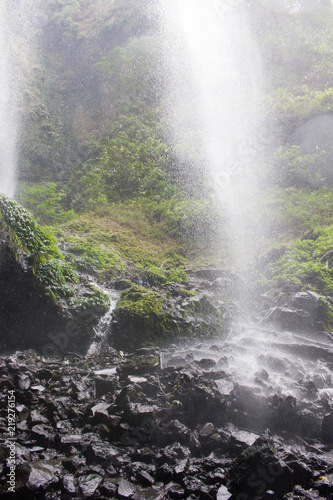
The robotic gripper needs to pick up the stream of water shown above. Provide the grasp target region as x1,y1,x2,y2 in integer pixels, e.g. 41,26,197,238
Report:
162,0,265,269
0,2,18,198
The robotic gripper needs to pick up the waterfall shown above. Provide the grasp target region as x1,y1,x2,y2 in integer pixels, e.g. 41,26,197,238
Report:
0,2,18,198
0,0,42,198
162,0,265,271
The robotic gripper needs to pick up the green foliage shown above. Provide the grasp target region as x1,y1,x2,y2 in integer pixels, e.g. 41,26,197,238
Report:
36,259,77,299
96,35,163,111
271,145,328,188
0,194,60,257
117,284,180,342
260,225,333,294
75,113,176,206
65,242,119,274
0,194,81,301
70,285,111,315
19,183,76,225
268,87,333,125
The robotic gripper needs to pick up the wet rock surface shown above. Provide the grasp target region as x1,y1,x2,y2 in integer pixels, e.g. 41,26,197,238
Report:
0,348,332,499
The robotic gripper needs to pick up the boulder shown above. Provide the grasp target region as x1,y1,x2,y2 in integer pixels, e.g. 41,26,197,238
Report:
0,195,110,355
260,291,332,332
111,285,224,351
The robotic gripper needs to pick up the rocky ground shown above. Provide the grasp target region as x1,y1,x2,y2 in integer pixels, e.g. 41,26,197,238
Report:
0,344,332,500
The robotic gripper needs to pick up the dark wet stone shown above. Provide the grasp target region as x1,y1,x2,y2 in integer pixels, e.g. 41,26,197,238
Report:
196,358,217,370
78,473,103,497
86,441,121,466
18,373,31,390
163,442,191,463
216,485,232,500
199,422,215,437
299,409,321,438
31,424,55,446
227,439,293,498
137,470,155,485
29,409,49,425
286,460,313,489
166,482,186,499
26,460,62,490
63,474,76,494
95,376,117,398
100,479,118,496
118,478,137,497
321,412,333,443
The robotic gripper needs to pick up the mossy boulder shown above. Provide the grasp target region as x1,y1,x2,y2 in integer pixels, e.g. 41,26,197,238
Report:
0,195,110,354
111,285,224,351
111,285,180,351
183,293,224,337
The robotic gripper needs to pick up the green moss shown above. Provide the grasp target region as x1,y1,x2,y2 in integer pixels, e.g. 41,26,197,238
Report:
0,194,60,257
259,225,333,295
318,297,333,331
65,242,120,274
70,285,111,316
0,195,79,302
115,285,180,347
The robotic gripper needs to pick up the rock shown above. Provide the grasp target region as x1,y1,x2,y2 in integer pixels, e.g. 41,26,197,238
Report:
199,423,216,437
227,439,294,498
216,485,232,500
299,409,321,438
111,285,181,351
63,474,76,494
321,412,333,443
118,478,137,497
261,291,332,332
286,460,313,489
94,375,117,398
78,473,103,497
26,460,62,490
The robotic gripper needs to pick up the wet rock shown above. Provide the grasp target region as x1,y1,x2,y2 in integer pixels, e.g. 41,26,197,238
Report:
321,412,333,443
137,470,155,485
31,424,55,447
86,440,121,466
261,291,331,332
78,473,103,497
286,460,314,489
227,439,294,498
199,422,216,437
94,375,117,398
63,474,76,494
299,409,321,438
25,460,62,490
216,485,232,499
118,478,137,497
166,482,186,499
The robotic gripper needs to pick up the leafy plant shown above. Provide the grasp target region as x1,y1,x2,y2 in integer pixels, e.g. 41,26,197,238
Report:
19,182,76,225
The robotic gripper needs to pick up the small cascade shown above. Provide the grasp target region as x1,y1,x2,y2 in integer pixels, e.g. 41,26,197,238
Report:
86,288,121,357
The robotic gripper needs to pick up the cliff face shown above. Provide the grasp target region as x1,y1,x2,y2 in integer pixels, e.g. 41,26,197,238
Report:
16,0,160,184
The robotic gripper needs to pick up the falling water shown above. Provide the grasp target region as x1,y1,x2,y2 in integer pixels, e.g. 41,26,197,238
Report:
0,2,18,198
162,0,264,270
0,0,42,198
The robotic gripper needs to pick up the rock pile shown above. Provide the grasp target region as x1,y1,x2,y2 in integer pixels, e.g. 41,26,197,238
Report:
0,349,332,499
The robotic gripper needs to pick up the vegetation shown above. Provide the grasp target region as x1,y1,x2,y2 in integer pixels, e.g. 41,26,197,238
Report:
9,0,333,342
0,195,110,312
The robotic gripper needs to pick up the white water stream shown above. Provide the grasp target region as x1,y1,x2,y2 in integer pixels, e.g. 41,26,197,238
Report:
162,0,264,268
0,2,18,197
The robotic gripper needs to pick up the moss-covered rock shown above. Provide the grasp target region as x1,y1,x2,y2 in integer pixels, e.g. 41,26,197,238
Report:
111,284,225,351
183,293,224,338
111,285,180,350
0,195,110,353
